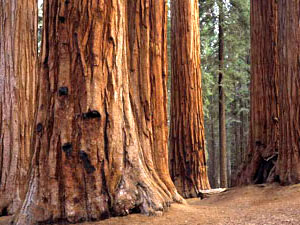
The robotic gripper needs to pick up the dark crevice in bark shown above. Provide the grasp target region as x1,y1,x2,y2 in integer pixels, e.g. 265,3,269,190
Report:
100,160,110,219
0,207,8,217
82,168,90,221
79,150,96,174
103,99,109,163
57,138,67,221
58,87,69,96
62,143,73,158
36,123,43,133
253,155,278,184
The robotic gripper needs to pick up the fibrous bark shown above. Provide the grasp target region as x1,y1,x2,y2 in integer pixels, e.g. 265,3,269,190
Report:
127,0,180,202
0,0,37,215
237,0,279,185
238,0,300,186
170,0,210,198
277,0,300,184
15,0,181,224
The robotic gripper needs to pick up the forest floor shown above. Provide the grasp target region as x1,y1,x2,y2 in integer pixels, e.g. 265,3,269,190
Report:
1,184,300,225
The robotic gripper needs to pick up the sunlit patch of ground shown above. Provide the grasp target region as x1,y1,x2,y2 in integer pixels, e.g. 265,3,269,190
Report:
89,184,300,225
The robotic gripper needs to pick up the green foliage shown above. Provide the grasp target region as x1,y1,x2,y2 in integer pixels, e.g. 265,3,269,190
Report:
38,3,43,53
199,0,250,186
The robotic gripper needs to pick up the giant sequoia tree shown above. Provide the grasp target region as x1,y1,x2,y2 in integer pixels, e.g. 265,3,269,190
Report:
277,0,300,184
0,0,37,215
15,0,181,224
170,0,210,198
238,0,300,185
237,0,279,185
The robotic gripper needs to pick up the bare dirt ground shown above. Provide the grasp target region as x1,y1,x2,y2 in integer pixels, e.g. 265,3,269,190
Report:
2,184,300,225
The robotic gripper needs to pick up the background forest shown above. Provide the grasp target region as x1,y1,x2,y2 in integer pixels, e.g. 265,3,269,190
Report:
199,0,250,187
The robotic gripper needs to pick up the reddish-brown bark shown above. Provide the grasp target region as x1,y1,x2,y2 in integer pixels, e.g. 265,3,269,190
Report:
127,0,180,201
170,0,210,198
237,0,279,185
0,0,37,215
15,1,181,224
277,0,300,184
238,0,300,185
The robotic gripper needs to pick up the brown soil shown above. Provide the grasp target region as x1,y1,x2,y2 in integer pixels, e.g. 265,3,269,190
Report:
1,184,300,225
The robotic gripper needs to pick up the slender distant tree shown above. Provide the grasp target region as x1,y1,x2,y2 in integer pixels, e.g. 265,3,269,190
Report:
237,0,279,184
209,102,217,188
0,0,37,215
218,0,228,188
15,0,181,224
199,0,221,189
170,0,210,198
200,0,250,187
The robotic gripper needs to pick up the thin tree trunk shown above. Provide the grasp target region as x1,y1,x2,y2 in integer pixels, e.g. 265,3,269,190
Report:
239,97,245,164
233,92,240,182
170,0,210,198
0,0,37,215
210,112,217,188
218,0,227,188
15,1,182,224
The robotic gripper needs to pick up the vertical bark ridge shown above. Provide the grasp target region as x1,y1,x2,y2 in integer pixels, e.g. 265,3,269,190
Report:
0,0,37,215
237,0,279,185
170,0,210,198
126,0,182,202
277,0,300,184
15,1,181,224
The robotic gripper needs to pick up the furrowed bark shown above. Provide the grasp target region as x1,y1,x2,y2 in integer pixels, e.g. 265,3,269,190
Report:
127,0,182,202
15,1,181,224
0,0,37,215
237,0,279,185
277,0,300,184
170,0,210,198
238,0,300,186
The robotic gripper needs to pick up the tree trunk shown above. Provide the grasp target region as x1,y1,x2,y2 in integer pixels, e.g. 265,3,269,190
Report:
127,0,180,201
0,0,37,215
237,0,279,185
170,0,210,198
277,0,300,184
232,89,240,185
218,0,227,188
15,1,182,224
239,97,245,164
210,112,217,188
